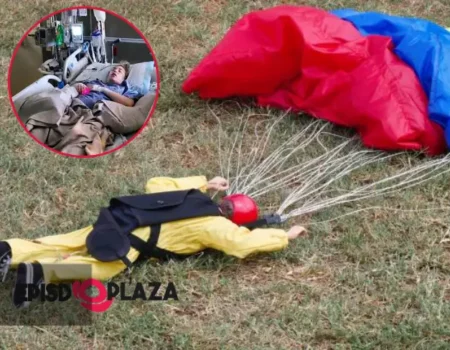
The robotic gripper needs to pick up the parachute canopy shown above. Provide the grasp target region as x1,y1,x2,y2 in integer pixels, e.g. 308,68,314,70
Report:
182,6,447,155
333,9,450,149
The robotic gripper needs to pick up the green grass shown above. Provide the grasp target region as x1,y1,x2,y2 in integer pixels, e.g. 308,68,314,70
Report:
1,0,450,349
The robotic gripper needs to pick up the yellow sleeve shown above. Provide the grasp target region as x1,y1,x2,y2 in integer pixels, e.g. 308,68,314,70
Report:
200,217,289,259
145,176,209,194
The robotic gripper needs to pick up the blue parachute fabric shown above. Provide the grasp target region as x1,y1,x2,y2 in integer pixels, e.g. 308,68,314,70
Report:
332,9,450,149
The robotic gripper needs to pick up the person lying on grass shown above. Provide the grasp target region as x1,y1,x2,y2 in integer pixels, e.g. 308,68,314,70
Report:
0,175,306,308
72,60,141,108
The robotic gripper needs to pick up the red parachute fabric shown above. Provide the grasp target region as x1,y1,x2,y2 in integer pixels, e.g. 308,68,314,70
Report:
182,6,446,155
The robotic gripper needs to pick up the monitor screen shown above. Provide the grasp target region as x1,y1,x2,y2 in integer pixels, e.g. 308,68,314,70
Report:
71,24,83,37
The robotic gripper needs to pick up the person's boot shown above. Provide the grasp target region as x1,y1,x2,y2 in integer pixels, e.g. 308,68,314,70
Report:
12,263,44,309
0,242,12,282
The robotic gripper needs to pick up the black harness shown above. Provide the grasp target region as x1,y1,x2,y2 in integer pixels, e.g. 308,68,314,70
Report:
86,189,222,268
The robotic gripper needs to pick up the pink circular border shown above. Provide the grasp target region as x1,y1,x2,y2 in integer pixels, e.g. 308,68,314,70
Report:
7,5,160,159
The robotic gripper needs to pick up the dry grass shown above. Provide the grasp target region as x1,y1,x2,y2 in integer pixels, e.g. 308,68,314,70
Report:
1,0,450,349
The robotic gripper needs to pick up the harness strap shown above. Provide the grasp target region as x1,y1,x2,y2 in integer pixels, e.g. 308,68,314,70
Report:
129,231,153,257
129,224,187,261
120,256,133,271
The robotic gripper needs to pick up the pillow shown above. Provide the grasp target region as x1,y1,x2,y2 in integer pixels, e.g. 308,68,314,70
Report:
74,61,156,95
98,91,156,134
126,61,156,95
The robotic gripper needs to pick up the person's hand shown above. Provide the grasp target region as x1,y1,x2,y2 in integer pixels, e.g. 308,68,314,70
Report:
207,176,229,191
287,225,307,240
73,83,87,94
87,84,106,93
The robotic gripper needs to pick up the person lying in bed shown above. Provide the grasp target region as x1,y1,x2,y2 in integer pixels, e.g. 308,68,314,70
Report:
72,60,141,109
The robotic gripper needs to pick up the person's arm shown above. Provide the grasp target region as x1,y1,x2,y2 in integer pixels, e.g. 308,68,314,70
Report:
101,88,135,107
200,217,306,259
87,84,135,107
73,83,87,94
145,176,209,193
144,176,229,194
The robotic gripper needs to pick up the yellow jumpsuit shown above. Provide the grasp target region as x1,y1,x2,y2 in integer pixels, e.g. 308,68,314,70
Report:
6,176,289,283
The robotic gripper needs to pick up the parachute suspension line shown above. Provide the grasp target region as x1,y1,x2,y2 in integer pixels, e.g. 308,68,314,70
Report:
208,104,225,180
212,112,450,225
279,154,450,221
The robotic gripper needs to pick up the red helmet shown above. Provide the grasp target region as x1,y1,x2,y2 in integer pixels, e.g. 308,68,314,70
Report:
221,194,259,225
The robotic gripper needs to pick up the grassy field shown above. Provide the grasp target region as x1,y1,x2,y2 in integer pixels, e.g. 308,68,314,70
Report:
1,0,450,349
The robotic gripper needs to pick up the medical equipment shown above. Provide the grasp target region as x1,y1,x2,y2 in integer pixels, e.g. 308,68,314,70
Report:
34,27,56,47
33,9,92,81
70,23,84,45
91,29,103,62
92,10,107,63
34,13,84,49
62,42,91,83
31,8,155,84
13,8,156,108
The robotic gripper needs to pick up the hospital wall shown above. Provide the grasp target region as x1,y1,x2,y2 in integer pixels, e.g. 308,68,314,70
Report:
47,10,153,63
80,11,153,63
10,36,44,96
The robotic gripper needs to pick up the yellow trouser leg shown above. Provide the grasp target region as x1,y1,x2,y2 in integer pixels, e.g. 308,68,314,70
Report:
38,254,134,283
6,226,151,283
6,226,94,266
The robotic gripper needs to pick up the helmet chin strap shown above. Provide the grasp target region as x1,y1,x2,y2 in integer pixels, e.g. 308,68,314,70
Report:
242,213,283,229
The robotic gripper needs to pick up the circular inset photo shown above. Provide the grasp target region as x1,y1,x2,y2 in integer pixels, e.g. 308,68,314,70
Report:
8,6,159,158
